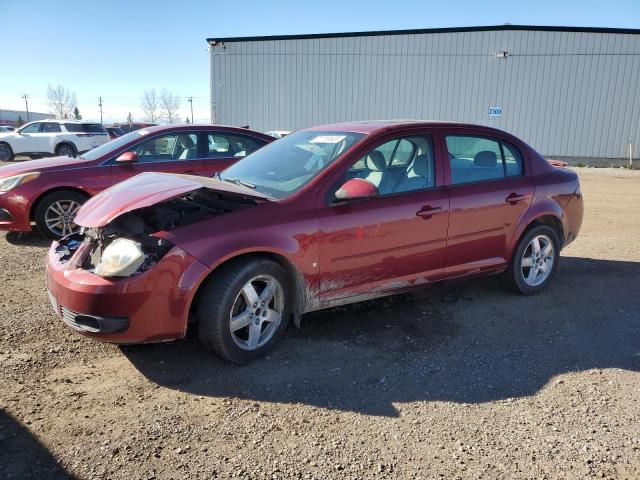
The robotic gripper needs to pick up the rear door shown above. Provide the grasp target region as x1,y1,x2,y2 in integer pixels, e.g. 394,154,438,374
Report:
109,131,203,185
199,131,269,176
443,133,534,277
40,122,63,153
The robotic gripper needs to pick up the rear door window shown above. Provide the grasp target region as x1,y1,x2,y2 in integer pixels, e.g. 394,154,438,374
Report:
205,133,266,158
41,123,61,133
446,135,505,184
64,123,106,133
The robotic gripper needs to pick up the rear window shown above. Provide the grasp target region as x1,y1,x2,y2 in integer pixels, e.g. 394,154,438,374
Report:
64,123,106,133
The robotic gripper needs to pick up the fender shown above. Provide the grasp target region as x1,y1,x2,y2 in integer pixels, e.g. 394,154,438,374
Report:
509,195,565,256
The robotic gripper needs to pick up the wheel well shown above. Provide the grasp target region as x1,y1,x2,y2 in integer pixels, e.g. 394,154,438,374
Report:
29,187,90,221
189,251,306,327
524,215,564,248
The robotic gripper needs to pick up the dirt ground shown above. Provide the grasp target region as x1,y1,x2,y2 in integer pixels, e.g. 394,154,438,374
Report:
0,167,639,480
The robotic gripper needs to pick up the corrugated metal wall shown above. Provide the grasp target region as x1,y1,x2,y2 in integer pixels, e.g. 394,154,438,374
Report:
210,29,640,159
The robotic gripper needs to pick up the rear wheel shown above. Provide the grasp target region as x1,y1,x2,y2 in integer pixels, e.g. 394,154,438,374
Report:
55,143,76,157
197,258,291,364
34,190,88,240
502,225,560,295
0,143,14,162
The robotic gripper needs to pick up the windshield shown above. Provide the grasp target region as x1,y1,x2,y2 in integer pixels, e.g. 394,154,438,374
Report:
220,130,365,199
80,130,149,160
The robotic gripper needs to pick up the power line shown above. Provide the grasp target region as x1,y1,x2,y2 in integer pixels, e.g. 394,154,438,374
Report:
98,96,103,124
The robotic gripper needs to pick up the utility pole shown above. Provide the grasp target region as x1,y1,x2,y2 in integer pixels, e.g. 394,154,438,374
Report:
98,96,103,124
188,97,194,124
21,94,30,122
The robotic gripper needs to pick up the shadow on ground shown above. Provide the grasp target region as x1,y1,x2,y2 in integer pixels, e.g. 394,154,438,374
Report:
4,231,51,248
122,257,640,417
0,410,75,479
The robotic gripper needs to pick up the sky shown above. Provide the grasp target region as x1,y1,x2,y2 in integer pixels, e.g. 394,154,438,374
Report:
1,0,638,124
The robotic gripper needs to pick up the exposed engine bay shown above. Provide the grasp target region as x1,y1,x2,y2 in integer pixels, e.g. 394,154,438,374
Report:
54,188,257,277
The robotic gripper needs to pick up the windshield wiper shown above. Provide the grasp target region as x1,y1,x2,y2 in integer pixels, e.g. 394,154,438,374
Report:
222,177,256,189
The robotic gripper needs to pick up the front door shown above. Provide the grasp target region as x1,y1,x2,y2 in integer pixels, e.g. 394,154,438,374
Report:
13,122,44,154
317,134,450,306
109,131,203,185
443,134,534,277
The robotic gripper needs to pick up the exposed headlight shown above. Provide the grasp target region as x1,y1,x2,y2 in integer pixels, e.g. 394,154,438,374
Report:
0,172,41,192
95,238,145,278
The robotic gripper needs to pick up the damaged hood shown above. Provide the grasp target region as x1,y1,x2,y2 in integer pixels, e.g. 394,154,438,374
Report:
74,172,273,228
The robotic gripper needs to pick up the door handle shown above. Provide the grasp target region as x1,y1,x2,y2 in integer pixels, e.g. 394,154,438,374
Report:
416,206,442,219
505,193,527,204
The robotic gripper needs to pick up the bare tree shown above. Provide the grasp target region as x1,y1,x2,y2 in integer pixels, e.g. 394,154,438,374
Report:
160,88,181,123
46,84,77,119
140,89,160,123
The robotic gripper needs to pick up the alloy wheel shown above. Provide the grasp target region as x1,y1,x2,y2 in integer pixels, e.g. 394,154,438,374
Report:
44,200,82,237
229,274,284,351
520,234,555,287
58,145,74,157
0,144,12,161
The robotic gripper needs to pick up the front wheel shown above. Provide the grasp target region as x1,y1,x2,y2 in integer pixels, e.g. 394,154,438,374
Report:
34,190,88,240
502,225,560,295
0,143,14,162
197,258,291,364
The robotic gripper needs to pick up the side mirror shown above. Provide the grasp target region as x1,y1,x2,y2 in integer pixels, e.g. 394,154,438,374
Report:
115,151,138,164
334,178,379,202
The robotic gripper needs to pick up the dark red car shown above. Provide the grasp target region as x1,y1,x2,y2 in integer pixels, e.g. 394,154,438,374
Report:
0,124,272,238
47,121,583,363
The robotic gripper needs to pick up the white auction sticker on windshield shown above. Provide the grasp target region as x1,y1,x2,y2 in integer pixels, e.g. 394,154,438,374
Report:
310,135,346,144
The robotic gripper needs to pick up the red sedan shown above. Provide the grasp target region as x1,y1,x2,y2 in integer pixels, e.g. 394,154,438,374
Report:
47,121,583,363
0,124,272,238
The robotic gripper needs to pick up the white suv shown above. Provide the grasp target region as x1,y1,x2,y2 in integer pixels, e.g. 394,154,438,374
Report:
0,120,109,162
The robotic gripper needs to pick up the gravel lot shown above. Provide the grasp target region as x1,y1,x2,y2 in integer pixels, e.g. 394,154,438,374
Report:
1,167,639,480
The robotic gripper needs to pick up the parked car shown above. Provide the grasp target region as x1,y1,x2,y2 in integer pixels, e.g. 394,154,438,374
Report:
0,124,272,238
114,123,156,136
0,126,16,133
0,120,109,162
265,130,291,138
47,121,583,363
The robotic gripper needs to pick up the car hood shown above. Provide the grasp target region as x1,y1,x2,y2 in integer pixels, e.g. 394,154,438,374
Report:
75,172,274,228
0,156,94,177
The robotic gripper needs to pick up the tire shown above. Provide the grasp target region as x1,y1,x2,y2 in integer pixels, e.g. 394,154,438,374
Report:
197,258,292,364
0,142,14,162
34,190,88,240
55,143,76,157
502,225,561,295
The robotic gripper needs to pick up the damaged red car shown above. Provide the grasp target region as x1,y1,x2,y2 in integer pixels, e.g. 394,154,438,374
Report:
47,121,583,363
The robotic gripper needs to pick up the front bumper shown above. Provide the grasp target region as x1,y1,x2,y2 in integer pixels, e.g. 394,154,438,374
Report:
0,192,33,232
46,243,210,343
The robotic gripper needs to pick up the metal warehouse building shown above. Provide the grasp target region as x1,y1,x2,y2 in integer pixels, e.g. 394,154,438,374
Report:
208,25,640,162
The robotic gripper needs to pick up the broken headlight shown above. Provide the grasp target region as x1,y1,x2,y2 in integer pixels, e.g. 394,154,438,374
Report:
95,238,145,278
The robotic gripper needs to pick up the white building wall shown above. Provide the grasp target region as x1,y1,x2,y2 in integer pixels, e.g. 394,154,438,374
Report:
209,27,640,159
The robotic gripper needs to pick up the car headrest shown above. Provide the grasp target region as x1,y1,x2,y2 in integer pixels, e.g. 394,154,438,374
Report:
411,153,431,177
474,151,497,167
179,136,195,149
365,150,387,171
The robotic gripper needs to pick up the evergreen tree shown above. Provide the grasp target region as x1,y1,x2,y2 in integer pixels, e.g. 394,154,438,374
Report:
185,117,190,124
16,115,25,127
72,107,82,120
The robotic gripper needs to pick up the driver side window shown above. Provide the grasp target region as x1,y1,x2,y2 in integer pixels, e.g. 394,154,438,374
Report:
132,133,198,163
20,123,42,133
343,136,435,196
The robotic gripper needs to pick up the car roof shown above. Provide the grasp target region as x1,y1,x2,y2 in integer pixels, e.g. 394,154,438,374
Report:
305,120,512,136
140,123,273,137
